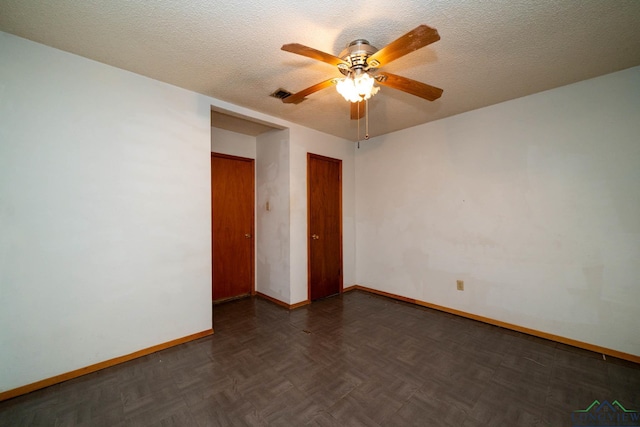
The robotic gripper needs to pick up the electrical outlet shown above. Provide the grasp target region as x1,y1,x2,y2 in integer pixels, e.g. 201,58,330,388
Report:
456,280,464,291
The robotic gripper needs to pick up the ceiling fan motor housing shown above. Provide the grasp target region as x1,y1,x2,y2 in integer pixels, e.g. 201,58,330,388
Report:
338,39,378,76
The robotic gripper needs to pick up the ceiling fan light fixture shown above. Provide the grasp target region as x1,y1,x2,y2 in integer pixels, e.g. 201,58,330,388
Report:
336,72,379,103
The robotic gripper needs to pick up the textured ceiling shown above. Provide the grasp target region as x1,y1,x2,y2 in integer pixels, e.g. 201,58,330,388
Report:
2,1,640,140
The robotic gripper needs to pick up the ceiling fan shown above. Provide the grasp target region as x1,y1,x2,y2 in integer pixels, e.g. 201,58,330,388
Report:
280,25,443,121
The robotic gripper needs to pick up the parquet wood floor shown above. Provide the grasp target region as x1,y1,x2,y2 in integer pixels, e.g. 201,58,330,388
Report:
1,290,638,426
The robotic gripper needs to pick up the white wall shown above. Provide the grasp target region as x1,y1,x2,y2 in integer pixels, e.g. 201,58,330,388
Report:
211,126,256,158
0,31,359,392
256,129,291,302
355,67,640,356
0,32,213,392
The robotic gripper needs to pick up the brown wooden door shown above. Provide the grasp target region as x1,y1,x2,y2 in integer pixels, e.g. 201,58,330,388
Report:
211,153,254,302
308,153,342,301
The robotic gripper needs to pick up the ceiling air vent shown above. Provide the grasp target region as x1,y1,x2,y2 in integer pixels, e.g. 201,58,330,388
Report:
270,88,292,100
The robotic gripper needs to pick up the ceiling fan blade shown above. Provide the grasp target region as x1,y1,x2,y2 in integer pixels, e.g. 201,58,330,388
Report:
350,101,365,120
376,72,443,101
282,78,338,104
282,43,347,67
367,25,440,68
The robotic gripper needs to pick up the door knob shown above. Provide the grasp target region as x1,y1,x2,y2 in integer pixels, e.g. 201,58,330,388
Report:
244,233,252,238
311,234,319,240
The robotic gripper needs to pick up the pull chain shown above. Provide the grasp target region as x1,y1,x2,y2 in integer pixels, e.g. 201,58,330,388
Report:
357,101,361,148
365,99,369,140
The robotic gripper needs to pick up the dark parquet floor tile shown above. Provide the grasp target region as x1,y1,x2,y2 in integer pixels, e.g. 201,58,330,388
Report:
1,290,639,426
391,389,468,427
